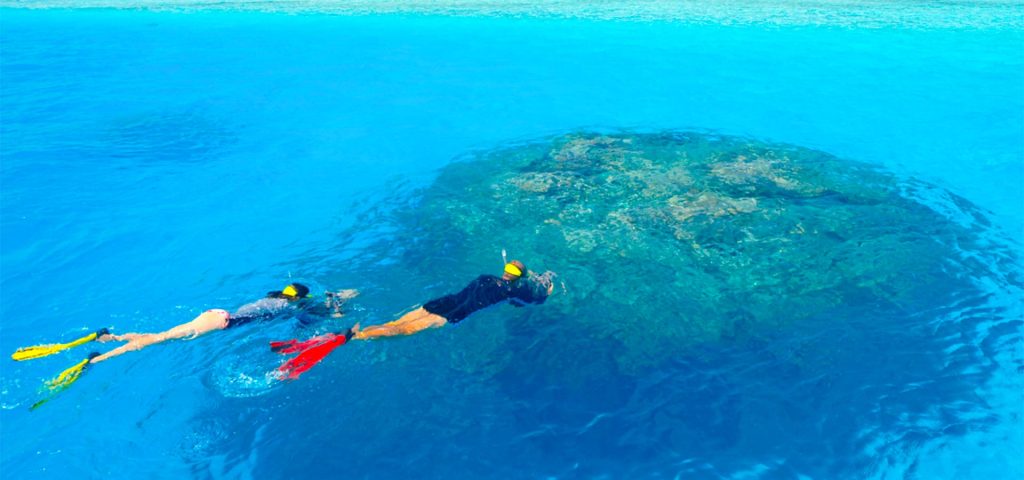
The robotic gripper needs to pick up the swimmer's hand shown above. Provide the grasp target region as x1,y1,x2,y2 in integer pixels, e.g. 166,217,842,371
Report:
350,323,362,340
326,289,359,317
334,289,359,301
534,271,556,296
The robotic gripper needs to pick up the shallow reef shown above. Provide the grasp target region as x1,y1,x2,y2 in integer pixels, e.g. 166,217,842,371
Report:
238,131,1021,477
352,131,1007,372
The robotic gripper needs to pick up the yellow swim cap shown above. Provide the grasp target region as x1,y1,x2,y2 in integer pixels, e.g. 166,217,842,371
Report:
269,283,311,300
504,263,523,277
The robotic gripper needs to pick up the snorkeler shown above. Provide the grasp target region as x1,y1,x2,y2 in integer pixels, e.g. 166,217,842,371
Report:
88,283,358,363
267,261,554,380
353,260,554,339
12,283,358,405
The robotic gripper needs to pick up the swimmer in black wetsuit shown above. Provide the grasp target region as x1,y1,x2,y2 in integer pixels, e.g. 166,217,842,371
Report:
90,283,358,364
353,260,554,340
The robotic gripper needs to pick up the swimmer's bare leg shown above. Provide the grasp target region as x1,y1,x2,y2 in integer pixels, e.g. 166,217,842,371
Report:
98,333,144,343
353,307,447,340
89,334,160,363
90,310,229,364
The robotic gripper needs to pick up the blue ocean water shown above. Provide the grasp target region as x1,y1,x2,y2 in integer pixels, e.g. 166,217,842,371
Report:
1,5,1022,480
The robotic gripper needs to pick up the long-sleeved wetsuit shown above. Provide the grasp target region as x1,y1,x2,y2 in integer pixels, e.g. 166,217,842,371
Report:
225,297,331,328
422,274,549,323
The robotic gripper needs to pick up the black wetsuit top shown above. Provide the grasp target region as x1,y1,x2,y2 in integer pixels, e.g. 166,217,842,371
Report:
226,297,331,328
422,274,549,323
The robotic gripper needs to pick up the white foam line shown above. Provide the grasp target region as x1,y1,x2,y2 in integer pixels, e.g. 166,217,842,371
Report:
1,0,1022,29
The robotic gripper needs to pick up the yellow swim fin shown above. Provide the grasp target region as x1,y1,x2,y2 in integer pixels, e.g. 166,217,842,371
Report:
11,328,109,361
30,353,100,410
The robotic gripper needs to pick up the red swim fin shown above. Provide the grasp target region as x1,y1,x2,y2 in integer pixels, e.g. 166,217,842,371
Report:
270,337,328,354
272,329,353,380
269,339,298,353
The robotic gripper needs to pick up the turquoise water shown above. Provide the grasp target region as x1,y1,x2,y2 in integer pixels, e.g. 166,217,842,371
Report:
1,6,1022,479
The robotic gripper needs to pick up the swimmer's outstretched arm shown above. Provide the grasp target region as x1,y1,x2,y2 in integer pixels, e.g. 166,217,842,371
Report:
90,310,230,364
352,307,447,340
326,289,359,318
